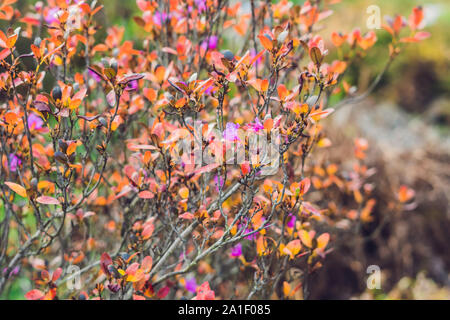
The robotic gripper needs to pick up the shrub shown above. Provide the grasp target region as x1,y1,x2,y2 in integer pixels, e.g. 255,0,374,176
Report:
0,0,427,300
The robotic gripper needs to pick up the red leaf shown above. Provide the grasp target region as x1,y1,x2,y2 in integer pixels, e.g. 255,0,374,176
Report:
141,223,154,240
52,268,63,282
157,286,170,299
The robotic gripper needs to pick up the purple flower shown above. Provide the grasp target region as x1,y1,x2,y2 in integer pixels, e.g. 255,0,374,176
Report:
2,266,20,278
223,122,240,142
88,68,102,82
8,153,21,172
195,0,207,13
248,118,264,133
287,214,296,229
10,266,20,277
204,85,214,95
230,243,242,257
185,277,197,293
126,80,139,91
214,175,224,192
28,113,43,130
244,228,257,240
153,11,169,27
201,36,218,51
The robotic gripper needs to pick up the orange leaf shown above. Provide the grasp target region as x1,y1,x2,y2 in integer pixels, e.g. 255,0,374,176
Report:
277,84,288,101
52,268,63,282
141,223,154,240
409,6,424,30
258,35,273,51
286,239,302,259
316,233,330,250
256,235,268,256
310,108,334,121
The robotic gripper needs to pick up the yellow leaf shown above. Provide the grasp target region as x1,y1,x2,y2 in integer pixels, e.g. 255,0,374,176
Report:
299,230,313,248
286,239,302,258
53,55,63,66
316,233,330,251
5,182,27,198
67,142,77,156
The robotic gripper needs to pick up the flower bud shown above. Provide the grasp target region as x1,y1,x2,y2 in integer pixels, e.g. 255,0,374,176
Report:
51,86,62,101
54,151,68,164
221,49,234,61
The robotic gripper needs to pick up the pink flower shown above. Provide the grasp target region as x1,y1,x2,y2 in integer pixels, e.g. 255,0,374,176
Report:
214,175,224,192
8,153,21,172
195,0,207,13
201,36,218,51
153,11,169,27
28,113,43,131
248,118,264,133
88,68,102,82
287,214,296,228
45,7,60,24
230,243,242,257
250,48,263,64
185,278,197,293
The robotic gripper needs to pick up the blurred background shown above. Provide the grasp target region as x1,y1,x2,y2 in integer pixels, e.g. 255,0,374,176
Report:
3,0,449,299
